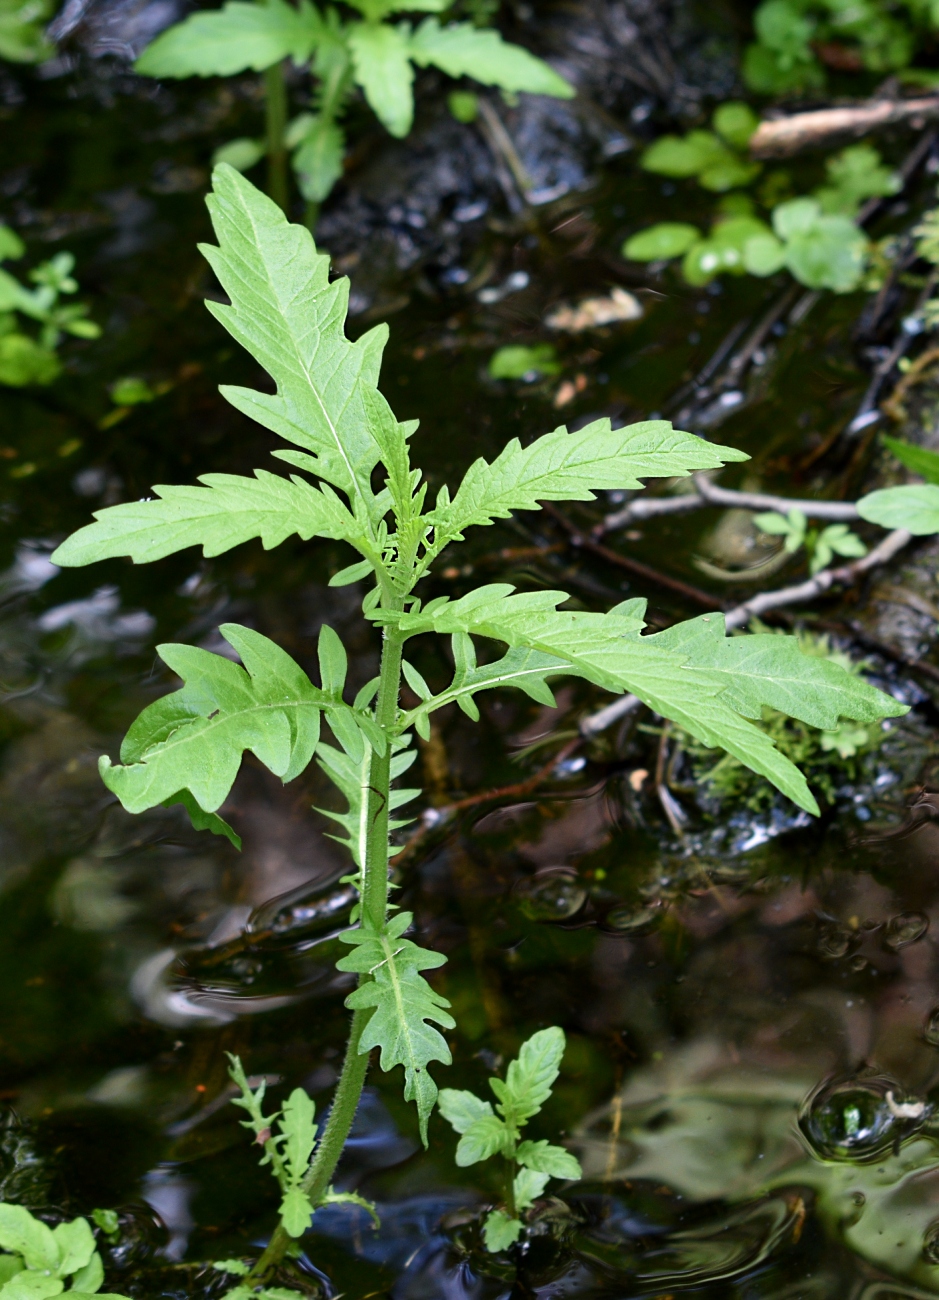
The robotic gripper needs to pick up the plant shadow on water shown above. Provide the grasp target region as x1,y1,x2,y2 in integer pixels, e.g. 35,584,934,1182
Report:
9,0,939,1294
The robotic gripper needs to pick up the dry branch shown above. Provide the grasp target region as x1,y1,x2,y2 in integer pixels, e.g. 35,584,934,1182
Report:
602,474,860,533
750,97,939,159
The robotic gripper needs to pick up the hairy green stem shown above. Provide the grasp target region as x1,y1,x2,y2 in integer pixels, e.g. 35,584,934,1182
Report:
247,614,405,1284
264,62,289,211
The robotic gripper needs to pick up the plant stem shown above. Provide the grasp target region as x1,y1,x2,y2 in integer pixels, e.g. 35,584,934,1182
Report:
505,1154,517,1218
264,61,289,212
246,616,405,1284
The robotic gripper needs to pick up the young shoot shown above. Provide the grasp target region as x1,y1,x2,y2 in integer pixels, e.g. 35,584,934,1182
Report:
220,1055,376,1290
51,165,906,1279
0,226,100,387
439,1027,581,1251
134,0,573,215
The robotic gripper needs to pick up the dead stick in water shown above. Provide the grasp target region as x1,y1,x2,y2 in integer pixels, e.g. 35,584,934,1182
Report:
750,97,939,159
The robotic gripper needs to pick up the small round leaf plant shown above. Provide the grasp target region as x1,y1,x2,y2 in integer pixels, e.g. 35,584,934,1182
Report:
51,166,906,1279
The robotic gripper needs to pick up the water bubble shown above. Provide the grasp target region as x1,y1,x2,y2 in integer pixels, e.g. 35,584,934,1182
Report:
799,1074,927,1161
513,868,587,922
923,1217,939,1263
884,913,929,951
849,954,868,972
925,1007,939,1047
817,922,858,960
602,902,665,936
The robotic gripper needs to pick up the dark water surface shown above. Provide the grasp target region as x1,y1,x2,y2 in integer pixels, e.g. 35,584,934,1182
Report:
6,11,939,1297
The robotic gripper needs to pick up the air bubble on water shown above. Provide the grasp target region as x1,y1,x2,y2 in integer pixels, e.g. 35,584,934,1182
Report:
817,922,858,960
512,867,587,922
799,1073,928,1161
924,1218,939,1263
601,901,665,936
925,1007,939,1048
884,913,929,951
850,954,868,972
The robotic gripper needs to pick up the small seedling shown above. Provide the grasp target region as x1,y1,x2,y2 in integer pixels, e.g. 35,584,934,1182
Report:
51,165,905,1281
134,0,572,214
754,509,866,575
0,1203,130,1299
439,1027,581,1251
0,227,100,387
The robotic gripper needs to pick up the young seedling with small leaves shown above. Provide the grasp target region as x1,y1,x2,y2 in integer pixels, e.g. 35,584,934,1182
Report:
51,165,906,1278
438,1027,581,1251
134,0,572,216
754,508,867,574
0,226,100,387
214,1056,376,1291
0,1203,130,1300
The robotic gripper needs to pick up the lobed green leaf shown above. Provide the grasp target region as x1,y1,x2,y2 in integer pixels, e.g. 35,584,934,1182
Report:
408,19,573,97
201,165,391,512
348,22,414,137
135,0,322,77
102,624,323,817
493,1026,565,1126
337,911,454,1143
429,418,747,540
51,471,359,566
516,1139,581,1179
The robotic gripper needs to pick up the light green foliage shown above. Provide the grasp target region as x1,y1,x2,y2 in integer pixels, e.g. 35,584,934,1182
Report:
627,143,882,292
881,434,939,483
0,0,54,63
338,911,455,1142
0,1203,130,1300
438,1028,581,1252
53,167,906,1206
623,222,699,261
858,483,939,533
640,103,760,192
136,1,571,202
743,0,927,94
814,145,899,216
447,89,478,122
488,344,559,380
0,236,99,388
755,509,866,573
914,205,939,265
679,629,887,812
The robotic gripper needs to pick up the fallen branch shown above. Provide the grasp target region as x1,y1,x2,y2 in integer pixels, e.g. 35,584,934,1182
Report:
542,502,722,609
750,97,939,159
601,474,860,533
723,528,911,628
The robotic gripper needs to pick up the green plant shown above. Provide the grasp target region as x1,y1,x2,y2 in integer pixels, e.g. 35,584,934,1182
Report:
742,0,937,94
0,1203,130,1299
488,343,559,380
0,228,100,387
678,629,883,811
0,0,54,63
134,0,572,215
438,1027,581,1251
50,165,905,1280
754,508,866,574
640,102,761,192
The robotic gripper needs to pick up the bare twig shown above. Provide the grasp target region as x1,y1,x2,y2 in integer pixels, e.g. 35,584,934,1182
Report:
750,97,939,159
723,528,912,628
542,502,723,609
601,474,860,533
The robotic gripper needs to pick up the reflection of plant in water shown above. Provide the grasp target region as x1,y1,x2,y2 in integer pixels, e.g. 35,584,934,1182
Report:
439,1027,581,1251
134,0,572,216
49,166,905,1285
0,228,100,388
